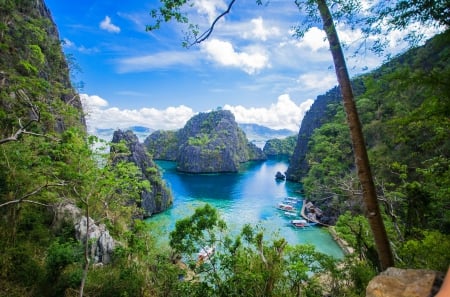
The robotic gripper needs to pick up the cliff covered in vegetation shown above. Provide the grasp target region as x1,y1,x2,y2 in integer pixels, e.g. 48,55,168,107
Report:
111,130,172,217
300,30,450,271
145,110,266,173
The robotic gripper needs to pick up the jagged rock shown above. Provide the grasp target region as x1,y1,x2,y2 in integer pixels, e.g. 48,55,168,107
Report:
75,216,115,264
366,267,440,297
145,110,266,173
54,202,115,264
111,130,172,217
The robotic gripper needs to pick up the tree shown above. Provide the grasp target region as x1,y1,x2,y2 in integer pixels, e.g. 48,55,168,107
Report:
147,0,397,270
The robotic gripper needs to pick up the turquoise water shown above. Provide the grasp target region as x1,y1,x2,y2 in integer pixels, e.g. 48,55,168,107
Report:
147,158,344,259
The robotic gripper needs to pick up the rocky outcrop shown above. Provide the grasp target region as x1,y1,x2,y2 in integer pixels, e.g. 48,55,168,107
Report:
54,202,115,264
144,130,178,160
111,130,172,217
366,267,444,297
145,110,266,173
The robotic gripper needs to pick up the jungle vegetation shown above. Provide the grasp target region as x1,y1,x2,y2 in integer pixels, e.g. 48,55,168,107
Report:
0,0,449,296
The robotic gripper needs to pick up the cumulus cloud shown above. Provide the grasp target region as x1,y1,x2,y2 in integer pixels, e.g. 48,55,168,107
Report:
80,93,312,137
224,94,313,131
241,17,280,41
100,16,120,33
80,94,195,134
201,38,269,74
295,27,328,51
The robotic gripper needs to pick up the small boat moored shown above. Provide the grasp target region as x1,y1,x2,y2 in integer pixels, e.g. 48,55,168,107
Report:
290,219,317,229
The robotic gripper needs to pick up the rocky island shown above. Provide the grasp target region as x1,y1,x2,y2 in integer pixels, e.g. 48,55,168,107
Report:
145,110,266,173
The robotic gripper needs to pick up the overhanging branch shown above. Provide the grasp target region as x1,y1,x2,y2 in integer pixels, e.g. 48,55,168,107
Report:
189,0,236,46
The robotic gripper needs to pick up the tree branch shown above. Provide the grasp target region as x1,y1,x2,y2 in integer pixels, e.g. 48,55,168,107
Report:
0,182,66,208
189,0,236,46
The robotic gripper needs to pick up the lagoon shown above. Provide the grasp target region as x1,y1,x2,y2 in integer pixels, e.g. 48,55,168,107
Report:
148,158,344,259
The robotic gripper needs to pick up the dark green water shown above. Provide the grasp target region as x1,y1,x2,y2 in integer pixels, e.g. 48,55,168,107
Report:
148,159,344,259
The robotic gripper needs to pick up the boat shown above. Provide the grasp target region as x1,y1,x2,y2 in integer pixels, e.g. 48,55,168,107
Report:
283,211,298,218
277,203,296,211
290,219,317,229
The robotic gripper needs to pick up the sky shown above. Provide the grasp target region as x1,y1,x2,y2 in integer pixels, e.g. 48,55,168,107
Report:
44,0,439,135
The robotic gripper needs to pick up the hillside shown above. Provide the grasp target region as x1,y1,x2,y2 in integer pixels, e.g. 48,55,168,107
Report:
299,30,450,271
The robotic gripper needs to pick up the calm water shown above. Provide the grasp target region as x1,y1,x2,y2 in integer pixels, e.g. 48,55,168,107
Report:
147,158,344,259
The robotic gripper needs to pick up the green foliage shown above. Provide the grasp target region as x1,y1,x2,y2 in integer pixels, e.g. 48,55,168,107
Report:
188,133,211,146
264,135,297,156
398,230,450,272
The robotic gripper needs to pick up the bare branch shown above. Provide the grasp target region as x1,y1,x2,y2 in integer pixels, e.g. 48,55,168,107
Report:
189,0,236,46
0,182,66,208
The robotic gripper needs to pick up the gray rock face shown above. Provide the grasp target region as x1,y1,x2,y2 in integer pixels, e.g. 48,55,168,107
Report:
54,202,115,264
111,130,172,217
164,110,267,173
75,216,115,264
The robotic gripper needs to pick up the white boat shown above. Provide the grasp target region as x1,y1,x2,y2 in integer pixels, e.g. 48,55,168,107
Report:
290,219,317,229
284,211,298,218
277,203,296,211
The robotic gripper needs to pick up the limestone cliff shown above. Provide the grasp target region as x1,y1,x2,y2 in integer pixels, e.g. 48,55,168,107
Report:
285,87,342,181
111,130,172,217
144,130,178,160
0,0,85,136
286,81,364,182
145,110,266,173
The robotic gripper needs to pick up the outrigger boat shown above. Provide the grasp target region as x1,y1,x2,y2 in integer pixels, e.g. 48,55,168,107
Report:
290,219,317,229
277,203,296,211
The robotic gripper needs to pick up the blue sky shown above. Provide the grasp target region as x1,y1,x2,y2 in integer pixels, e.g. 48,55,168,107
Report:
44,0,438,134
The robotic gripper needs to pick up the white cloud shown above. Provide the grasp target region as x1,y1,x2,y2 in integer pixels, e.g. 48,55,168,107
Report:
242,17,280,41
224,94,313,131
116,51,198,73
80,93,312,137
297,72,337,94
80,94,195,134
295,27,328,52
193,0,227,23
100,16,121,33
62,38,98,54
201,38,269,74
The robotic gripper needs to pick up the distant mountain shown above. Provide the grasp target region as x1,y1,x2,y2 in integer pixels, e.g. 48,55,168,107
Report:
94,126,153,142
239,124,296,148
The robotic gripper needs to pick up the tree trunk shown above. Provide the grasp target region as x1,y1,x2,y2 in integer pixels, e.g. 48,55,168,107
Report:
315,0,394,271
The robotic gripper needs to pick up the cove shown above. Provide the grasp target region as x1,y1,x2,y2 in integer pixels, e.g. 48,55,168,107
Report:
147,158,344,259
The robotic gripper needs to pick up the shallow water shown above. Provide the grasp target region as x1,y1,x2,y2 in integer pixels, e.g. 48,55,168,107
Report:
147,158,344,259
